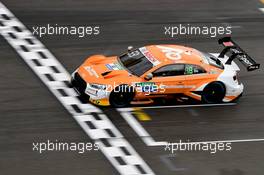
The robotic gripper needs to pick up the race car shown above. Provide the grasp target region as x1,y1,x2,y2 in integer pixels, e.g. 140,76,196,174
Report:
71,37,260,107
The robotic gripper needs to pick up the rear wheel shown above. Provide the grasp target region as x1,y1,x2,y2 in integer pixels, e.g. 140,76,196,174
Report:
202,82,226,103
109,85,135,107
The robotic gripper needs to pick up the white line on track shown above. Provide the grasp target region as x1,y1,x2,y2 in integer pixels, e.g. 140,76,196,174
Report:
121,103,237,110
118,109,168,146
259,8,264,13
0,2,154,175
119,105,264,146
180,138,264,144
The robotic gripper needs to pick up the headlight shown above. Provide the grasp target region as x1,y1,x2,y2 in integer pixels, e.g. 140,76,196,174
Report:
90,83,107,90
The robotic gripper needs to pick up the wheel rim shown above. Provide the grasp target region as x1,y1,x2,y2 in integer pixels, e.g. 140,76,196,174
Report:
203,83,225,103
113,92,127,105
110,85,134,107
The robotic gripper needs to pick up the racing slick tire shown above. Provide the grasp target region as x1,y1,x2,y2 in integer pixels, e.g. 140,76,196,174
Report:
202,81,226,103
109,84,135,107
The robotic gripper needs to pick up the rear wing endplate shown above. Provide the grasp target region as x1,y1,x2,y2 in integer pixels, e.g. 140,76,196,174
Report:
218,37,260,71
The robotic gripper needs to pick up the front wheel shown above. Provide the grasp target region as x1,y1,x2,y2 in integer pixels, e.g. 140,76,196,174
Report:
109,85,135,107
202,82,226,103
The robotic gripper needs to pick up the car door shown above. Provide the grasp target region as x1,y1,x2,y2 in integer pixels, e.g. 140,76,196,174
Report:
150,64,186,95
183,64,210,92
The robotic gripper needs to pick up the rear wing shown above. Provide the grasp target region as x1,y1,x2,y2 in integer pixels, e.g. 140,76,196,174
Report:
218,37,260,71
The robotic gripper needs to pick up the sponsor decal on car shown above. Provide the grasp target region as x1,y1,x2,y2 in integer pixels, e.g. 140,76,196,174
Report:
105,64,113,70
89,98,110,106
84,66,99,78
139,47,160,66
85,87,98,96
134,82,158,93
105,63,124,70
156,45,192,61
223,41,234,47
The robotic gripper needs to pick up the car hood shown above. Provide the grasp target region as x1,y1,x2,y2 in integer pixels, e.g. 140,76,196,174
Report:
77,55,141,85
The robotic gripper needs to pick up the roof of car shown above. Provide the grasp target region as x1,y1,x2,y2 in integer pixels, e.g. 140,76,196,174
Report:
143,44,206,66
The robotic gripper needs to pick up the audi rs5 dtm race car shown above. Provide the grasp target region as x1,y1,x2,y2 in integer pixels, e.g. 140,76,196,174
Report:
71,37,260,107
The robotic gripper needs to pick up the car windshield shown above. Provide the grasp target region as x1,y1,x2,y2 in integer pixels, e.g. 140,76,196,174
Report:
202,52,224,69
118,49,154,76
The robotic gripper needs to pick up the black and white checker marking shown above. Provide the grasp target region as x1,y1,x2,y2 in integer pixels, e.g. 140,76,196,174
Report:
0,2,154,174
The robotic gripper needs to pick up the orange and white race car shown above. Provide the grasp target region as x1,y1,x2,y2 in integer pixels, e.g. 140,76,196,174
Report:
71,37,260,107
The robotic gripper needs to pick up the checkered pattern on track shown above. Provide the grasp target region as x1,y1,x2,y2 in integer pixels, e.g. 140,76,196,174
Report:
0,3,154,174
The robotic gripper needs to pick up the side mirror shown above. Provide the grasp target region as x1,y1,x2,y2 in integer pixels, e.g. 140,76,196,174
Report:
128,46,133,52
144,73,153,81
